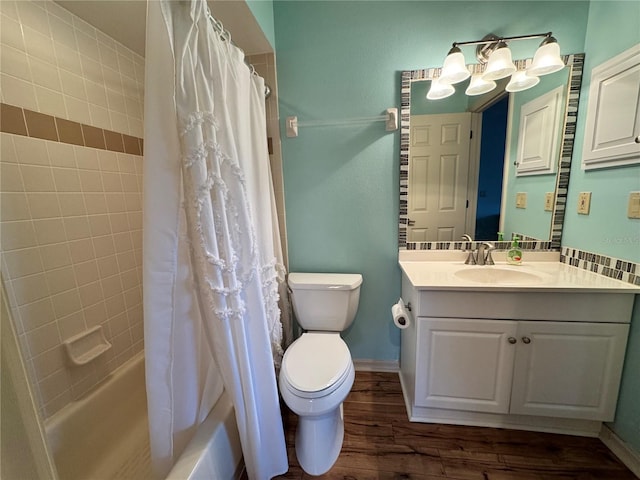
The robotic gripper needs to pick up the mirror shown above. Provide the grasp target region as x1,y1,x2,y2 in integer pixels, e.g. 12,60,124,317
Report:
399,54,584,250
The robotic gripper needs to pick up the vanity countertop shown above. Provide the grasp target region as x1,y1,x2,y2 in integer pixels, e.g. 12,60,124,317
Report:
399,254,640,293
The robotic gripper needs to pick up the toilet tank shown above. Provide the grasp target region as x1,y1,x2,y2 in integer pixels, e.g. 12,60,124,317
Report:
288,273,363,332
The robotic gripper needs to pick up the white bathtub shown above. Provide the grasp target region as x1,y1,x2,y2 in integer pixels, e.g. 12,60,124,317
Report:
45,353,243,480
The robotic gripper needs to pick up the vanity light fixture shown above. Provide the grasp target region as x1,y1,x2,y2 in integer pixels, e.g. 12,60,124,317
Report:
431,32,564,99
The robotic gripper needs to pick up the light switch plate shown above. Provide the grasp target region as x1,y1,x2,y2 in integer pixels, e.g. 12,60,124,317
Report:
544,192,554,212
516,192,527,209
628,192,640,219
578,192,591,215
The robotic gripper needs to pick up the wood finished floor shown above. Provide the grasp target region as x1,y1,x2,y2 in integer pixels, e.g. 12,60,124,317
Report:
275,371,637,480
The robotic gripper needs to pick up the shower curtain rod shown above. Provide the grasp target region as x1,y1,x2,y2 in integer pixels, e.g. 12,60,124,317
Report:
206,9,272,98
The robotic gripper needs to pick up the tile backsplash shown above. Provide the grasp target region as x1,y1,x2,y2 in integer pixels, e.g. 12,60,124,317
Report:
561,247,640,286
0,0,144,419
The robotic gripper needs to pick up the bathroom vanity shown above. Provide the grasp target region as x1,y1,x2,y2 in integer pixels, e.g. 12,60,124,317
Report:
399,252,639,437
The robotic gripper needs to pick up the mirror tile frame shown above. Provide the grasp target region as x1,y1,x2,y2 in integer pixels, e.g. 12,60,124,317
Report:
399,53,585,251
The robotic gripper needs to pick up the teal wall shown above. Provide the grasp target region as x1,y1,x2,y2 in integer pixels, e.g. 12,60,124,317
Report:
562,1,640,263
561,1,640,455
502,71,569,240
273,1,589,362
246,0,276,49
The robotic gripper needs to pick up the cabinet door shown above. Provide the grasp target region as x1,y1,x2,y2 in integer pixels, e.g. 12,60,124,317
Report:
582,44,640,169
510,321,629,421
415,318,518,413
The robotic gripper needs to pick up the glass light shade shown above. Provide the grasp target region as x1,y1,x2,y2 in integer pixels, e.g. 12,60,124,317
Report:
427,77,455,100
505,70,540,92
465,73,497,96
483,44,517,81
528,40,565,76
440,49,471,85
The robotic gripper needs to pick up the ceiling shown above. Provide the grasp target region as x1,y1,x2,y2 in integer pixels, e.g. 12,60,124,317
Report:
55,0,272,58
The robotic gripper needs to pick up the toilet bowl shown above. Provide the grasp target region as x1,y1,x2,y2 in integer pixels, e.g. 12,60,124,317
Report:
279,333,355,475
279,273,362,476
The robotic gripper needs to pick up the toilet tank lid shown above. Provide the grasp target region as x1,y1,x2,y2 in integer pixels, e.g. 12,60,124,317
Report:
288,273,362,290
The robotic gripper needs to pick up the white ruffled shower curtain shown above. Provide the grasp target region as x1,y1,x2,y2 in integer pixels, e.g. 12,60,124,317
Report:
143,1,289,478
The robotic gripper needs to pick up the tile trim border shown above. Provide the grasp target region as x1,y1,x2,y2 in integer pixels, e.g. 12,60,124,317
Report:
398,54,585,251
561,246,640,286
405,239,552,251
0,102,143,156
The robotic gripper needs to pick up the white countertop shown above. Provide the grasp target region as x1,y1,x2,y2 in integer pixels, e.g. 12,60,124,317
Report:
399,256,640,293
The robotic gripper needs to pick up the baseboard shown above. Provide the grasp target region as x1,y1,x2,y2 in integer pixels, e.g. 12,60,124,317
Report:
353,359,399,372
599,424,640,478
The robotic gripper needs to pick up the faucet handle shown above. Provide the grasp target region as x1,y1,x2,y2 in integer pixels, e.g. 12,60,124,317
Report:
464,250,477,265
482,242,496,265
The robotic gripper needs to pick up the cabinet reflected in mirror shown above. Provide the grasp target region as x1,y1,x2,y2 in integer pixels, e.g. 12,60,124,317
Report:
399,54,585,249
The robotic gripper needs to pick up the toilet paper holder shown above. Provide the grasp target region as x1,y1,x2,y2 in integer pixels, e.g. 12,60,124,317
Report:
405,302,412,311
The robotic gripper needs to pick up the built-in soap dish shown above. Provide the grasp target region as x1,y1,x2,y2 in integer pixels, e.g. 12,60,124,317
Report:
64,326,112,366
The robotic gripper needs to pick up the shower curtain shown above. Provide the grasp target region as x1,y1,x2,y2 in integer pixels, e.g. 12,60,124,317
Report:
143,1,288,479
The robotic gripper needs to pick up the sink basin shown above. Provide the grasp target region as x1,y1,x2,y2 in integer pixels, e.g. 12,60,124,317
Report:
454,266,547,285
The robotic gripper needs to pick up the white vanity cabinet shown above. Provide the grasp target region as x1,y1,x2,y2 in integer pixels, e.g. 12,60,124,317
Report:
414,317,629,421
399,263,636,436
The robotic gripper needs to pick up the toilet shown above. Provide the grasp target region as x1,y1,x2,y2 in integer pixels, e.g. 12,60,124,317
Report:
279,272,363,476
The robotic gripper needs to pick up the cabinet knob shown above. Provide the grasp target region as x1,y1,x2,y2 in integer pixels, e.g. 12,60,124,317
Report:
635,136,640,144
508,337,517,344
522,336,531,344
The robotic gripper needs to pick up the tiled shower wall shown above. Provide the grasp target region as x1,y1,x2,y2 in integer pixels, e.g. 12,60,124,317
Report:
0,0,144,419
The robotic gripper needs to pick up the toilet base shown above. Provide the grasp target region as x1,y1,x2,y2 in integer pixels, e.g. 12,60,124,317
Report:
295,404,344,476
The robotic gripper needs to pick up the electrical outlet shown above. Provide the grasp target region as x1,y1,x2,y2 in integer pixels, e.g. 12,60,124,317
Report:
516,192,527,209
544,192,554,212
628,192,640,219
578,192,591,215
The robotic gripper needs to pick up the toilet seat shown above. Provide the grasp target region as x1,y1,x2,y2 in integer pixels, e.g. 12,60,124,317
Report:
281,333,352,399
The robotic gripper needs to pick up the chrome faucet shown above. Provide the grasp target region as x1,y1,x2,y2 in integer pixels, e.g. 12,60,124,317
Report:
476,242,496,266
461,236,495,266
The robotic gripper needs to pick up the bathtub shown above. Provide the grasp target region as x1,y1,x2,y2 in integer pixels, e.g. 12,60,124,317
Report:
44,353,244,480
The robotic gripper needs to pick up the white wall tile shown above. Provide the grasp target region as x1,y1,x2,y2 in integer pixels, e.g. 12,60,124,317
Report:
29,55,62,91
1,192,30,221
3,247,44,278
27,192,61,219
1,73,38,110
34,86,67,118
16,1,50,36
23,25,56,63
1,221,38,250
1,1,145,420
1,14,26,51
13,135,49,165
1,44,32,81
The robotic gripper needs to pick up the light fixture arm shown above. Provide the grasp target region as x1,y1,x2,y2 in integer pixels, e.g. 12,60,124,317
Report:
452,32,553,49
450,32,555,64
